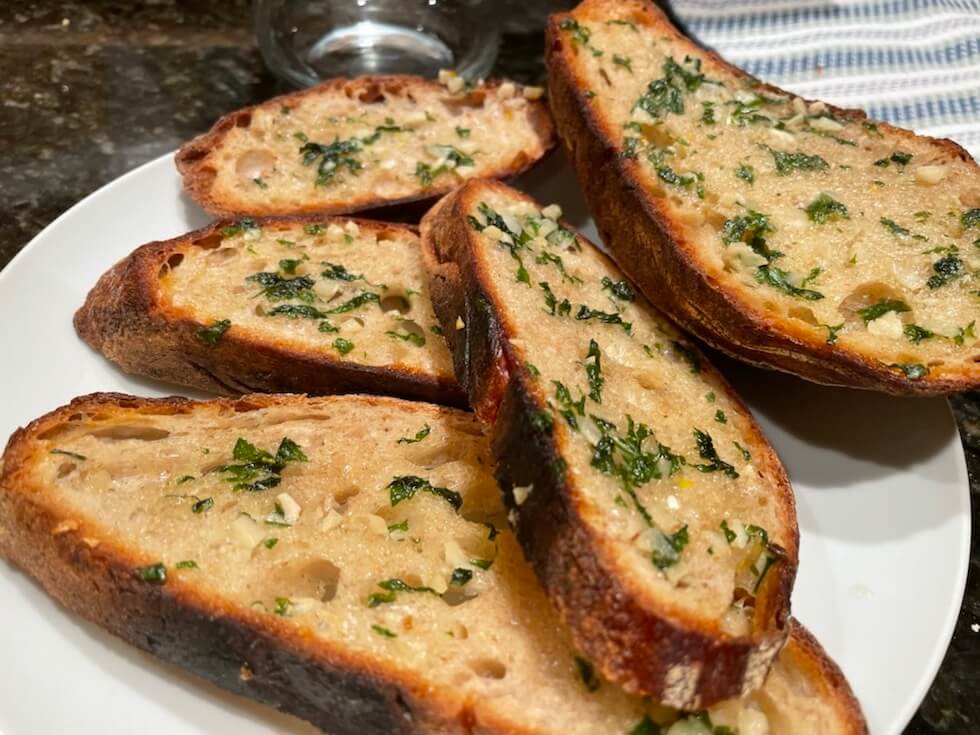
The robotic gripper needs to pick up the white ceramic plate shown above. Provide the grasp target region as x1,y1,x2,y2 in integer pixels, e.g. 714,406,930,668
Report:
0,152,969,735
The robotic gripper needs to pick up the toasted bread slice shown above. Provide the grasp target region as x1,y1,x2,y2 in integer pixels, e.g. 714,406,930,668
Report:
74,216,465,406
177,75,556,218
0,393,863,734
420,179,798,707
546,0,980,395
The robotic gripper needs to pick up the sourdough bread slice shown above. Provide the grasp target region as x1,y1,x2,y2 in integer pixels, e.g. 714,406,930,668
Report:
74,216,465,406
546,0,980,395
0,393,863,734
177,74,556,218
420,179,798,707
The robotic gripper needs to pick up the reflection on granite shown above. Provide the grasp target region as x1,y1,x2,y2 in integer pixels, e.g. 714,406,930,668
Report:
0,2,975,732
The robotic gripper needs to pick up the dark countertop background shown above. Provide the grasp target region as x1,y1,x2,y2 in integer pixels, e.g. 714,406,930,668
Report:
0,2,976,732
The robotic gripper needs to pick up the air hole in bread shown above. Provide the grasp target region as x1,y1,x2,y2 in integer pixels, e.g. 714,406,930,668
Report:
635,371,660,391
254,305,266,317
196,234,223,251
380,294,412,314
235,112,253,128
90,425,170,441
206,247,238,265
407,447,458,469
787,306,818,325
166,253,184,270
236,149,275,180
277,558,342,603
396,320,425,340
56,461,77,478
334,486,360,504
442,586,476,607
468,658,507,680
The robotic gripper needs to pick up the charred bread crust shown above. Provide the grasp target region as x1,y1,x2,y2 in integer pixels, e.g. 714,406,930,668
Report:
784,621,870,735
545,1,980,396
420,181,797,708
0,392,490,735
73,215,467,407
176,75,558,219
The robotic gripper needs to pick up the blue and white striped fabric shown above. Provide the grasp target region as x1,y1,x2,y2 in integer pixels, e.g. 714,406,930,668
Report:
673,0,980,157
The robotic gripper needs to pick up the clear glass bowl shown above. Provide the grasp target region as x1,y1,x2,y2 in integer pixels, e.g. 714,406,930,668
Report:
254,0,500,88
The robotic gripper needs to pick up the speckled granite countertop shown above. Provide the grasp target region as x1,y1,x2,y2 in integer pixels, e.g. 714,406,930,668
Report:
0,2,976,732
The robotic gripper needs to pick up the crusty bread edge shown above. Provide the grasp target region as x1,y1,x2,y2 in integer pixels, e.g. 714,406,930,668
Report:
73,215,467,407
545,0,980,396
420,179,798,708
176,75,558,219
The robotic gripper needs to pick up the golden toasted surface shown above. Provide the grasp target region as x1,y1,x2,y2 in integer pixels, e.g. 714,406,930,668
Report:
461,185,795,631
178,75,555,216
0,393,863,735
552,0,980,390
162,218,454,378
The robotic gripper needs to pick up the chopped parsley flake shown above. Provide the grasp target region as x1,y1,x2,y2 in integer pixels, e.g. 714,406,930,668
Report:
367,578,436,607
585,339,604,403
135,563,167,585
857,299,910,324
805,193,849,224
196,319,231,346
218,437,307,492
387,475,462,511
692,429,738,478
397,424,431,444
50,448,87,461
767,147,829,175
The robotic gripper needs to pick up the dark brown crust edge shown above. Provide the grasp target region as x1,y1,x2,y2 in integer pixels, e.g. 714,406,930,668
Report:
0,392,479,735
545,0,980,397
176,75,558,219
784,620,870,735
73,215,467,407
420,180,798,709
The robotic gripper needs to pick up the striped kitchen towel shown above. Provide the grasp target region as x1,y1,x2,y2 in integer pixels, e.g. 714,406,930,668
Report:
672,0,980,157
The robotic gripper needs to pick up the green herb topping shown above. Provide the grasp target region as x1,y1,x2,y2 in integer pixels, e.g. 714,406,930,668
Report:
218,437,308,492
397,424,431,444
692,429,738,478
805,193,849,224
50,448,87,461
926,248,964,289
191,496,214,514
585,339,604,403
387,475,462,512
196,319,231,346
767,147,829,175
601,276,636,301
367,578,436,607
857,299,910,324
634,56,706,120
576,305,632,334
135,562,167,585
